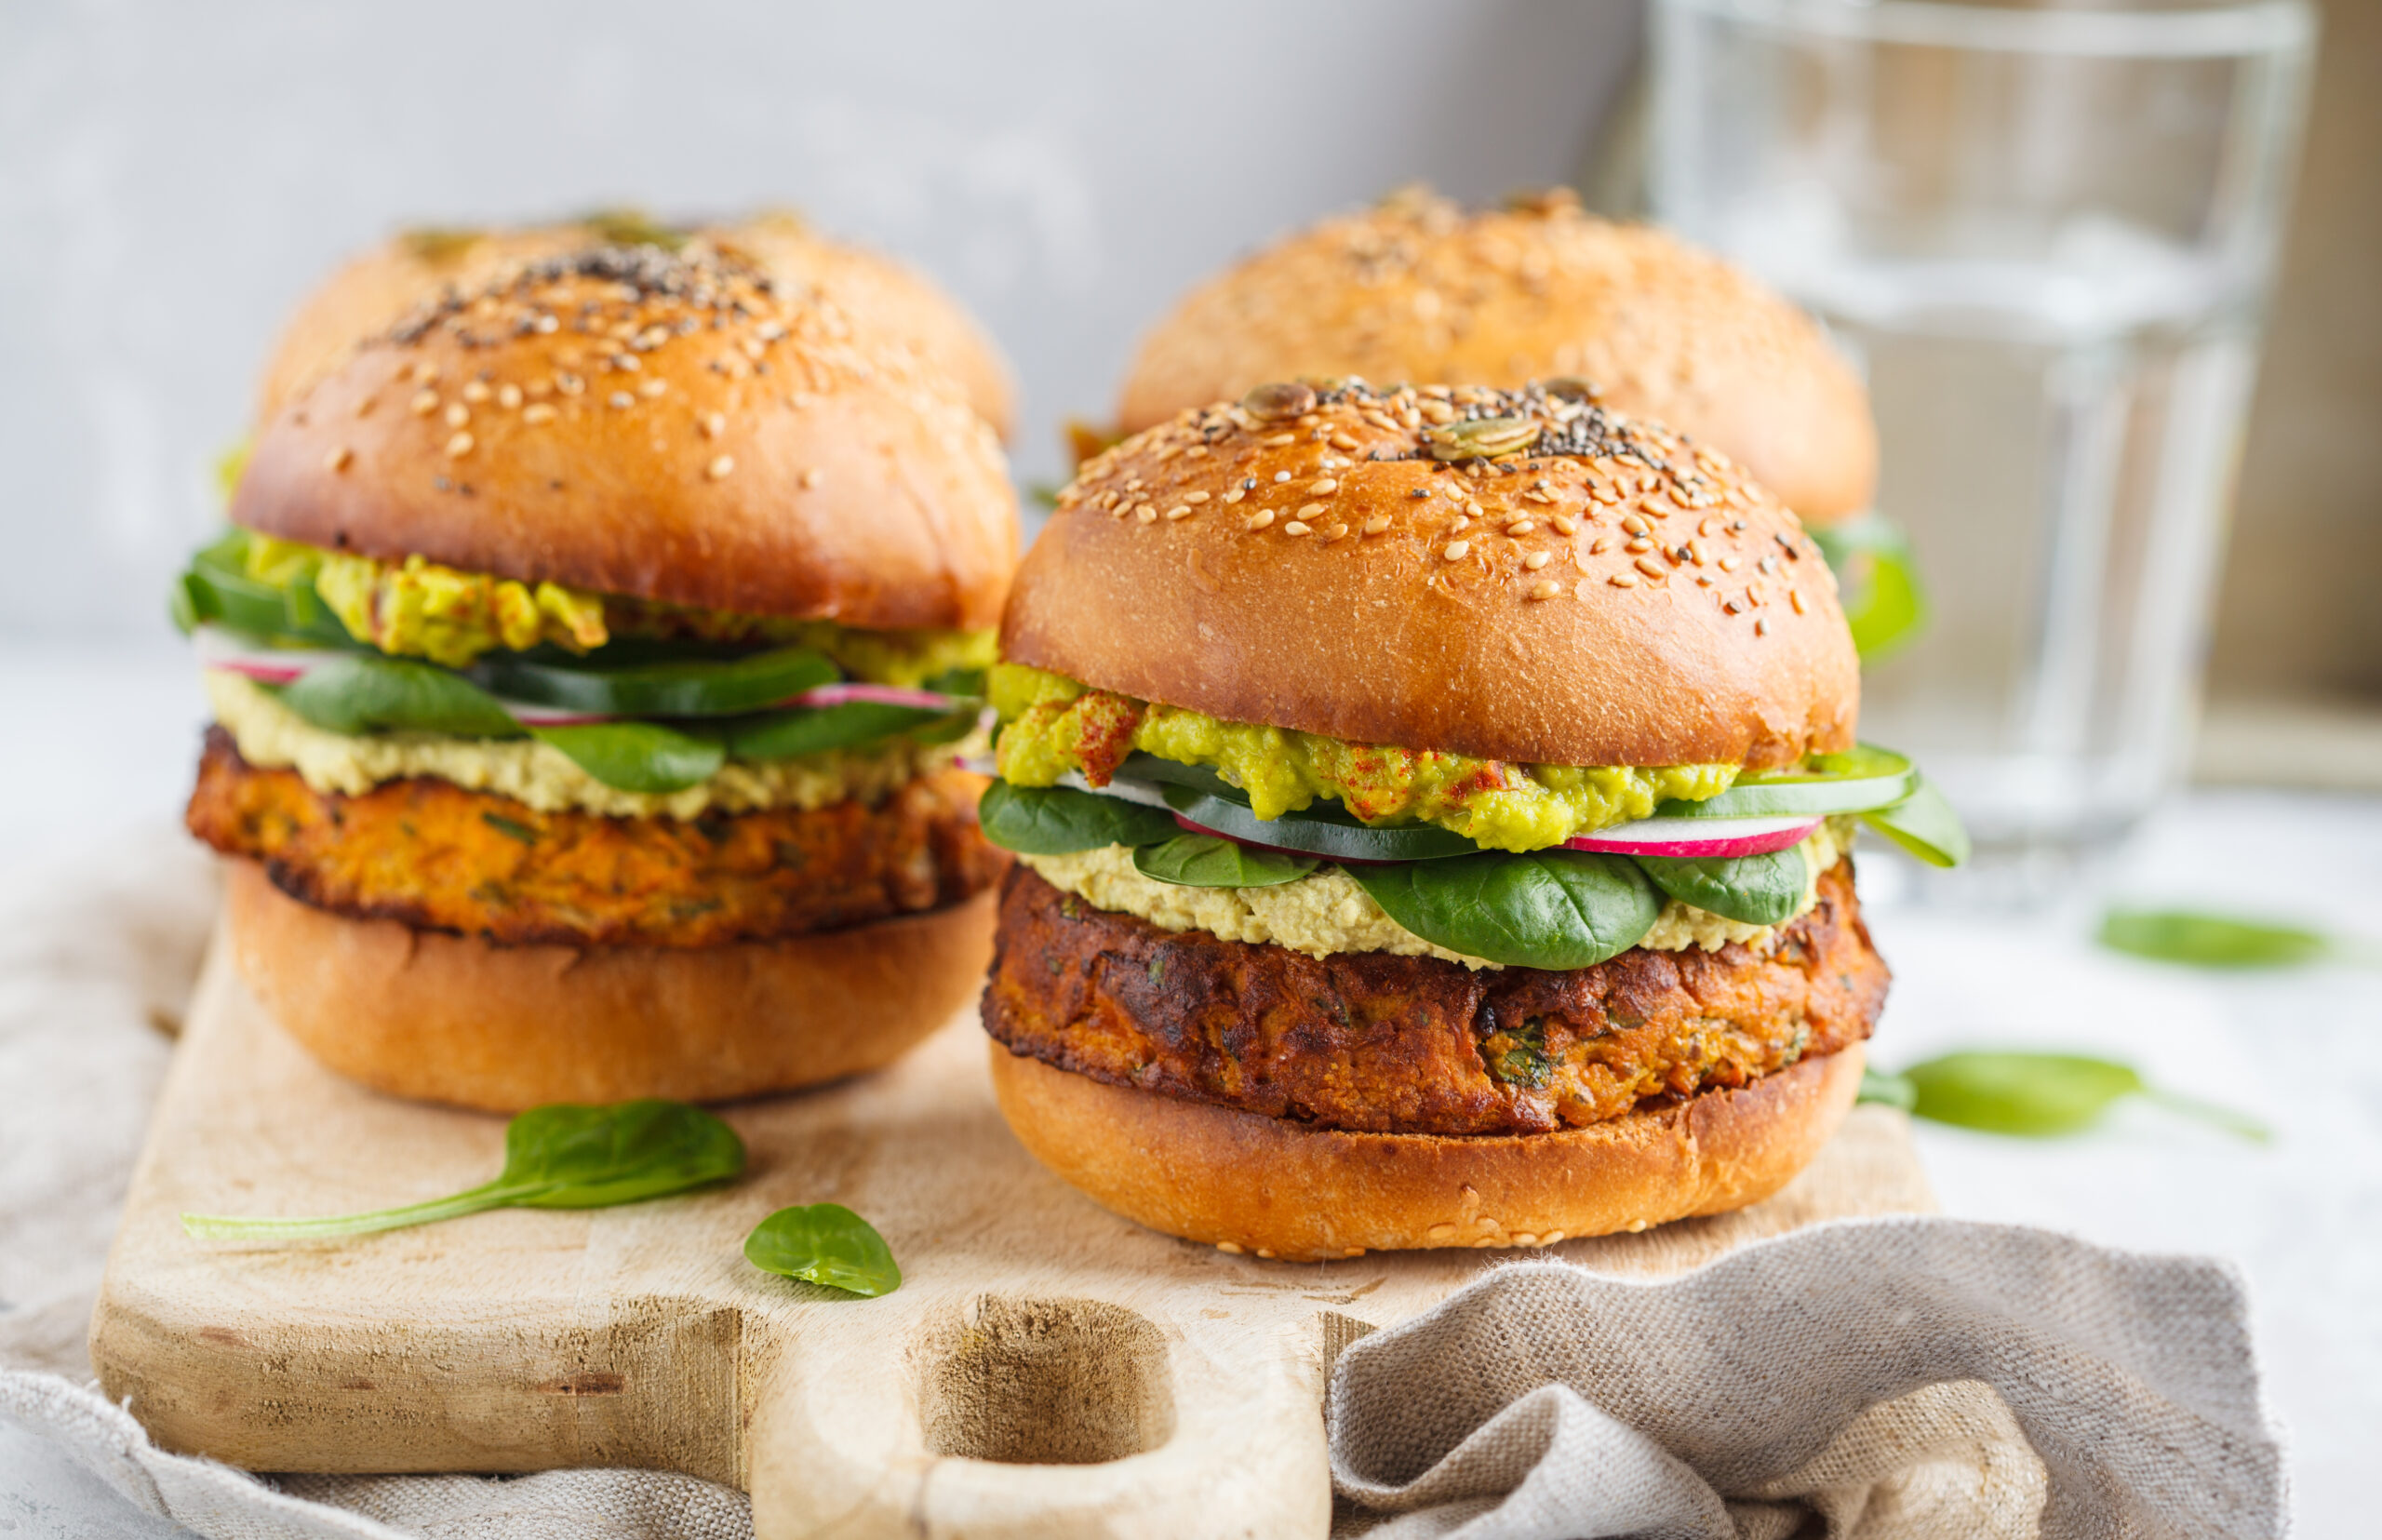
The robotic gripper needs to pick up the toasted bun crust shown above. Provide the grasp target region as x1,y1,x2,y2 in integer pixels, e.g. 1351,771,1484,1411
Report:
256,216,1016,437
988,1040,1863,1260
1008,382,1857,770
234,244,1017,629
1117,190,1875,525
224,859,995,1112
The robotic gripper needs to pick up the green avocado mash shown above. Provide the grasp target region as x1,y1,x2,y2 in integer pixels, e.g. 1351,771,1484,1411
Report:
989,663,1737,851
224,530,995,685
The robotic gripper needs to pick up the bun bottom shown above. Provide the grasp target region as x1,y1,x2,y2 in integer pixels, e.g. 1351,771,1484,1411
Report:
986,1040,1864,1260
224,859,995,1111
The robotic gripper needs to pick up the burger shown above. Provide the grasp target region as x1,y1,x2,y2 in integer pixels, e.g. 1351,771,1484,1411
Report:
176,239,1017,1111
1106,188,1921,655
255,209,1015,439
976,379,1964,1260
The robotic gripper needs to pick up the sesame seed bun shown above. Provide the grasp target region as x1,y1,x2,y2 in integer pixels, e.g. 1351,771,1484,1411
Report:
1007,382,1857,771
223,859,997,1113
234,244,1017,631
256,214,1017,438
1117,189,1875,527
987,1038,1865,1261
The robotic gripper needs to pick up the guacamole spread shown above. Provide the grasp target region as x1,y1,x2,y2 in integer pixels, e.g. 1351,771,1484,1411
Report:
990,663,1737,850
234,531,996,685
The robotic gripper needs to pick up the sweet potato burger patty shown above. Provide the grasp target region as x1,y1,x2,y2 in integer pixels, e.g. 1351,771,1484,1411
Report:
188,729,1007,948
983,861,1887,1137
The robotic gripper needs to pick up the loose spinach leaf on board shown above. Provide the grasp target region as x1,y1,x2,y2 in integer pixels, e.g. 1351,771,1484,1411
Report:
1861,779,1971,868
530,720,727,794
181,1101,746,1241
1345,850,1661,970
1632,846,1809,926
725,701,957,761
1131,834,1316,888
276,655,523,739
743,1203,902,1297
2095,908,2335,970
977,781,1181,855
1856,1068,1919,1112
1898,1051,2269,1142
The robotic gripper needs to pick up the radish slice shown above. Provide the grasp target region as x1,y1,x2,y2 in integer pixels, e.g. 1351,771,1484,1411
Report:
785,682,968,712
193,627,334,685
1563,814,1820,859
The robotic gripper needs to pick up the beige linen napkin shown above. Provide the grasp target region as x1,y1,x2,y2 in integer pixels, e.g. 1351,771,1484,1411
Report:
1,829,2282,1539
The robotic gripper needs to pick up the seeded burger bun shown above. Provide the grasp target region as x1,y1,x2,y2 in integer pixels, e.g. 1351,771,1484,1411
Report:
987,380,1867,1257
256,212,1016,440
1117,189,1875,527
1011,381,1856,772
212,244,1014,1109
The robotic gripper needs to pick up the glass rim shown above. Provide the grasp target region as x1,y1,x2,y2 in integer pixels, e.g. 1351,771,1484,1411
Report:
1655,0,2315,59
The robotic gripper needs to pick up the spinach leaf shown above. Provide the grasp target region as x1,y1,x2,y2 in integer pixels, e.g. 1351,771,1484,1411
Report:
472,646,837,719
1899,1051,2268,1142
725,701,955,761
1632,846,1809,925
277,655,523,739
1131,834,1316,888
530,720,727,794
743,1203,901,1297
181,1100,745,1241
1345,850,1661,969
977,781,1181,855
174,529,357,648
2095,907,2334,970
1861,779,1970,868
1856,1067,1918,1111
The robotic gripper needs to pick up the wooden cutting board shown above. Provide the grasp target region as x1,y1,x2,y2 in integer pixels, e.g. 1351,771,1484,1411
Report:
91,930,1935,1539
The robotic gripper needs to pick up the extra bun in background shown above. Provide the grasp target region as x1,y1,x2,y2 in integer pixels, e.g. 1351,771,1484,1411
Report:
235,242,1015,631
254,211,1016,439
1117,188,1876,527
1009,379,1857,772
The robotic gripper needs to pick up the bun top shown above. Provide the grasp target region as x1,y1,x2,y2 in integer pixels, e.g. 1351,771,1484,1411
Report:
255,213,1016,438
1004,381,1857,770
233,244,1017,630
1117,190,1876,527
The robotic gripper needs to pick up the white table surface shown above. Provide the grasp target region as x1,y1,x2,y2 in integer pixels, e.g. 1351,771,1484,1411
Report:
2,642,2376,1537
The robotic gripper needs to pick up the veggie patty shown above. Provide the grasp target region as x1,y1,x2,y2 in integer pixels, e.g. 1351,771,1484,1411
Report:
188,729,1006,948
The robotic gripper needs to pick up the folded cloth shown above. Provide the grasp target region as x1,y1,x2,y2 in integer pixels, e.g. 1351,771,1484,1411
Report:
1,829,2283,1539
1327,1225,2282,1540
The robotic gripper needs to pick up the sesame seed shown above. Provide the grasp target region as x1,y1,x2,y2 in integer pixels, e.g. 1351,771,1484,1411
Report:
1590,536,1614,555
1362,515,1392,536
1297,502,1327,519
1326,522,1349,539
1310,478,1338,494
1283,520,1311,536
707,455,735,480
1611,572,1639,587
1626,538,1653,554
609,391,635,408
1136,506,1158,524
801,468,823,489
1551,515,1578,535
1505,519,1534,536
1245,509,1275,530
1329,432,1358,451
1273,471,1291,484
700,412,726,438
1622,515,1649,536
1262,433,1296,448
1528,579,1562,601
1723,598,1742,614
1755,618,1770,636
1442,541,1470,561
1222,488,1246,505
1523,550,1550,570
556,373,584,395
462,381,491,404
614,353,642,371
1450,516,1472,533
409,390,439,416
1790,589,1807,614
522,403,557,424
1217,1241,1244,1254
496,383,522,409
639,379,667,398
1720,556,1742,572
1183,490,1211,504
1636,556,1668,579
444,403,470,428
325,447,353,473
444,431,474,458
1165,505,1193,520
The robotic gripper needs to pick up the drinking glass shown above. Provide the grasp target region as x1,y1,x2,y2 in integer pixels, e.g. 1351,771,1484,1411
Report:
1648,0,2315,887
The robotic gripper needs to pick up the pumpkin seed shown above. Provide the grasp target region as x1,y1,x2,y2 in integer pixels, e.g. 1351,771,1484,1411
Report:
1425,414,1541,462
1241,381,1318,422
